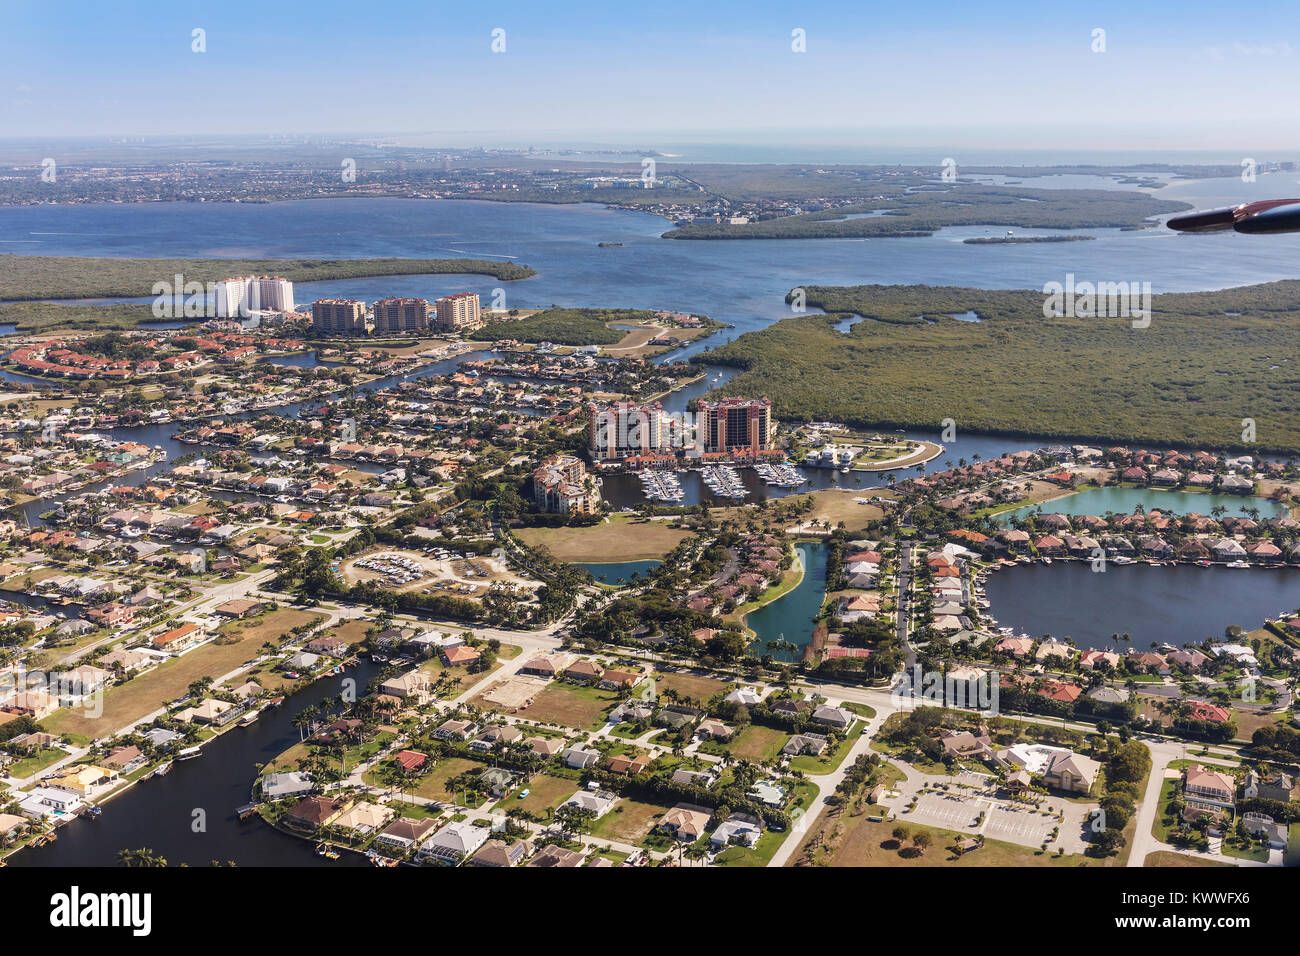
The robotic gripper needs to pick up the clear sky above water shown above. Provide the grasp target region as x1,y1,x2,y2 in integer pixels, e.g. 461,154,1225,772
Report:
3,0,1300,152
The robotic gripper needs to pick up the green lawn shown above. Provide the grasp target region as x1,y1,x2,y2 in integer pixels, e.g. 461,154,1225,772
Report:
790,729,862,775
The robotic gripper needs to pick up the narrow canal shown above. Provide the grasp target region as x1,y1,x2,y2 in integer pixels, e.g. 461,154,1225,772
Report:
10,657,378,867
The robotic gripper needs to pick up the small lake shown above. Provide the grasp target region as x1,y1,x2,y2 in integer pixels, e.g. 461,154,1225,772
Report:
997,486,1288,524
574,559,661,586
744,540,828,662
984,562,1300,651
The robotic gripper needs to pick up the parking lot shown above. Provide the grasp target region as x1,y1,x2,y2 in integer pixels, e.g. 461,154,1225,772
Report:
884,768,1095,854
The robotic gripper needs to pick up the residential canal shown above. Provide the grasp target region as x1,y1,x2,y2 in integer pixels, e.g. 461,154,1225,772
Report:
983,562,1300,652
9,657,378,868
744,540,829,663
996,486,1289,524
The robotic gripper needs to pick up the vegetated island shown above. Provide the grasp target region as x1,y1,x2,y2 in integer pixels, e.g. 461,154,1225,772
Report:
694,282,1300,455
0,255,536,302
469,306,723,353
963,235,1096,245
661,186,1188,239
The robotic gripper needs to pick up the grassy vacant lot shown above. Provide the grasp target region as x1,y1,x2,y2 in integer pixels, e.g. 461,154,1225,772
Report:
704,281,1300,455
408,757,484,802
719,725,788,763
790,730,861,776
590,797,671,845
652,671,729,703
516,516,689,562
794,815,1113,868
0,255,535,302
516,682,621,729
1145,850,1232,867
222,608,327,645
494,773,575,817
44,625,289,738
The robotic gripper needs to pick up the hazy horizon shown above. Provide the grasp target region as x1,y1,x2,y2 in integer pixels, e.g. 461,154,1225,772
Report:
5,0,1300,153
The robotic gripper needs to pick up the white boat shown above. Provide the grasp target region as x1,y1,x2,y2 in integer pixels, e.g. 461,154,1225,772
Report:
175,746,202,761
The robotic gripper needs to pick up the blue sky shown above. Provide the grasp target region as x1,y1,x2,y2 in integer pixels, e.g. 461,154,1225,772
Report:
4,0,1300,150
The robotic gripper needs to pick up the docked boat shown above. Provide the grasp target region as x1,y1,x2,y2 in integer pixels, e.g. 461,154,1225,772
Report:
240,709,261,726
316,843,340,859
176,746,202,761
153,761,173,777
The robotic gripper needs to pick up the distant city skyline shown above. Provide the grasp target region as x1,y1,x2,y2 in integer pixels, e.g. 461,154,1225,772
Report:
4,0,1300,152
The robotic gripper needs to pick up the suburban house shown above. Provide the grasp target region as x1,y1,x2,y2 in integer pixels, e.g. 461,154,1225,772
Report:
656,803,713,842
1183,764,1235,807
417,821,490,865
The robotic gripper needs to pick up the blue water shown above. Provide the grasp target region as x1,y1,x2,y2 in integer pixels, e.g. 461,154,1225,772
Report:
574,559,661,586
997,487,1288,524
744,540,829,662
7,182,1300,365
985,562,1300,652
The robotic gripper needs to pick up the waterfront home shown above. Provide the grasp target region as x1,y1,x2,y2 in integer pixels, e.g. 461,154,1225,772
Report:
332,801,393,836
142,727,182,750
378,669,431,701
1246,541,1283,563
262,770,315,799
1167,648,1209,671
1183,765,1235,806
1209,643,1258,667
18,786,83,822
657,803,713,842
1220,474,1254,494
711,812,762,849
417,821,490,866
48,764,119,798
1079,649,1120,670
1209,538,1247,562
175,698,238,725
1035,640,1075,663
375,816,437,851
102,745,146,774
1126,651,1169,675
306,634,349,657
994,636,1034,659
283,796,351,834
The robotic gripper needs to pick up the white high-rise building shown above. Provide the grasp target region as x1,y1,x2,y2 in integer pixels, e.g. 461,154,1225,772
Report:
213,276,295,318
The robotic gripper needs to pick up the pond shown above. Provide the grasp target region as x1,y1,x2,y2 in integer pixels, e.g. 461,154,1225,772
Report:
744,540,828,663
574,559,661,586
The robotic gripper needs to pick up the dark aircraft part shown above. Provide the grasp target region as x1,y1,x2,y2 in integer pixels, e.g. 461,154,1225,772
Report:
1167,198,1300,234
